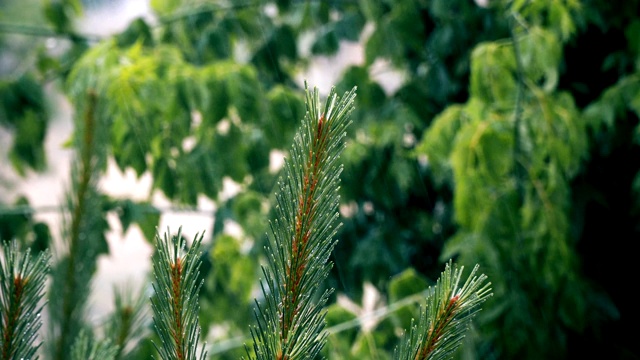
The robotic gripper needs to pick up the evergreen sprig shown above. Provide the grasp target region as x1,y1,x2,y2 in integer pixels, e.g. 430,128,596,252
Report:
48,90,108,360
150,228,207,360
70,329,118,360
0,240,50,360
248,82,357,359
395,261,492,360
105,286,149,359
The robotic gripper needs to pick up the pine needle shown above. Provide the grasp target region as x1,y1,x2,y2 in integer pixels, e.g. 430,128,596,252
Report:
248,82,356,360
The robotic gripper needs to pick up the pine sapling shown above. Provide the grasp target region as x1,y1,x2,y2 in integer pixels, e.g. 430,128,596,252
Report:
395,260,492,360
150,228,207,360
48,90,108,360
0,240,50,360
105,286,148,359
70,329,118,360
248,82,357,359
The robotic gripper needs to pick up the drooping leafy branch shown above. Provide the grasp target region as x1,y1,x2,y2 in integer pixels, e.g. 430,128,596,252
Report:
413,1,602,358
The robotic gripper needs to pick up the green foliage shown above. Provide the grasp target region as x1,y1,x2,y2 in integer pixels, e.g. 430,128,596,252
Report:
388,268,429,328
105,286,149,360
150,228,207,360
105,199,161,244
395,261,491,360
198,233,257,359
413,1,632,358
65,39,275,205
0,241,50,360
47,89,110,360
70,330,118,360
43,0,82,35
248,83,357,359
0,75,48,175
2,0,640,358
0,197,51,253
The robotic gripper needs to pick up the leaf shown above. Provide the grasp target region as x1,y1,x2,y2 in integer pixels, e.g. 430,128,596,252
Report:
0,75,48,175
11,110,47,175
625,19,640,58
388,0,424,53
189,144,223,199
311,27,339,55
359,0,383,21
388,268,429,328
365,22,403,65
231,190,266,236
388,268,429,303
450,117,514,229
226,66,263,124
266,85,305,149
518,27,561,92
274,25,298,60
415,103,475,187
214,121,249,183
202,24,232,60
334,11,366,42
323,304,359,358
116,18,154,48
337,66,386,110
470,42,517,106
153,160,177,200
150,0,180,16
44,1,73,33
211,234,256,300
199,66,229,126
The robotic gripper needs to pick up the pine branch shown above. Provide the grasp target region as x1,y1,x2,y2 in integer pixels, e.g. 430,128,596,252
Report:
248,82,357,359
395,261,492,360
0,240,50,360
48,89,110,360
70,329,118,360
105,286,149,360
150,228,207,360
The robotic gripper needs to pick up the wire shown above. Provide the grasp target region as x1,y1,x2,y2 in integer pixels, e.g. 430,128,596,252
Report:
0,22,103,43
206,287,433,355
0,204,214,216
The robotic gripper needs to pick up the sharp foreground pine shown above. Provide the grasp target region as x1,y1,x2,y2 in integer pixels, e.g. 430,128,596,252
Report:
248,82,356,360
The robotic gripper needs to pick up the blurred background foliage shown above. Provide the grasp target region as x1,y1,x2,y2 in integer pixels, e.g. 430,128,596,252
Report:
1,0,639,359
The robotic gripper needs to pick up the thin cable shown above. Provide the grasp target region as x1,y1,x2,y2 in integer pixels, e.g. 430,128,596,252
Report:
206,287,433,356
0,204,214,216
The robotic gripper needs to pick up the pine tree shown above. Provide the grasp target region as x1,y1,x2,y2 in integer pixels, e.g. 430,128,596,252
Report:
394,261,492,360
0,240,50,359
47,89,109,360
150,228,207,360
104,286,149,360
0,80,492,360
70,330,118,360
248,82,357,359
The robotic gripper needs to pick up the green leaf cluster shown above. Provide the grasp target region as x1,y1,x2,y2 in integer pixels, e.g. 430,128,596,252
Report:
0,75,48,175
0,197,51,253
412,1,632,358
